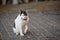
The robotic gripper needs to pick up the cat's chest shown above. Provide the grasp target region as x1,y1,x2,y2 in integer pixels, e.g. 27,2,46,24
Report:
15,14,27,26
15,18,27,25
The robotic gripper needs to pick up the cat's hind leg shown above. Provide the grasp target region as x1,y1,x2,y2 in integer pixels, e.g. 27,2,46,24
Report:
13,27,19,35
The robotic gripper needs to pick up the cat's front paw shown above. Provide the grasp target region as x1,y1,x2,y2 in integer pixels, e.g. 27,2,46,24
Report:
20,34,24,36
16,33,19,36
24,31,27,34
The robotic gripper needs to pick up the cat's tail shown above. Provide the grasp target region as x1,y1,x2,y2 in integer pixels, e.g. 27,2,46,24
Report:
13,27,17,33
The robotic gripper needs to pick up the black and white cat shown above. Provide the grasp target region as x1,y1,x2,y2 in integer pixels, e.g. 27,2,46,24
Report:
13,10,29,36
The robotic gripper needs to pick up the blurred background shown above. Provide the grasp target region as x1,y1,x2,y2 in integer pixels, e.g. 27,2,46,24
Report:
0,0,60,40
0,0,60,12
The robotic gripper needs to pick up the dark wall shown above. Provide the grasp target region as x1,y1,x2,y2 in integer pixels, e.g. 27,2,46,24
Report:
0,0,2,4
38,0,45,1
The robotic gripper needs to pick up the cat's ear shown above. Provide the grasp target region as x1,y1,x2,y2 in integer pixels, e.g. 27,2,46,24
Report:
19,10,21,13
20,10,23,13
19,10,23,16
25,10,29,16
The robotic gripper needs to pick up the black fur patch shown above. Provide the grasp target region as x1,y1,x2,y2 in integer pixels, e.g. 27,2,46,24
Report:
14,22,15,28
20,10,27,16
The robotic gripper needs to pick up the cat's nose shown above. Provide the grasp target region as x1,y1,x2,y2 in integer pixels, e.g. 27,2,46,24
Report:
23,16,27,20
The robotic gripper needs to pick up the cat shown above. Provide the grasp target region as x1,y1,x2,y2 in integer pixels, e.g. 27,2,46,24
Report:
13,10,29,36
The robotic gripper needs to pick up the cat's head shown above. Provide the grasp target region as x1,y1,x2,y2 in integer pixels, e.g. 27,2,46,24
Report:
20,10,28,20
